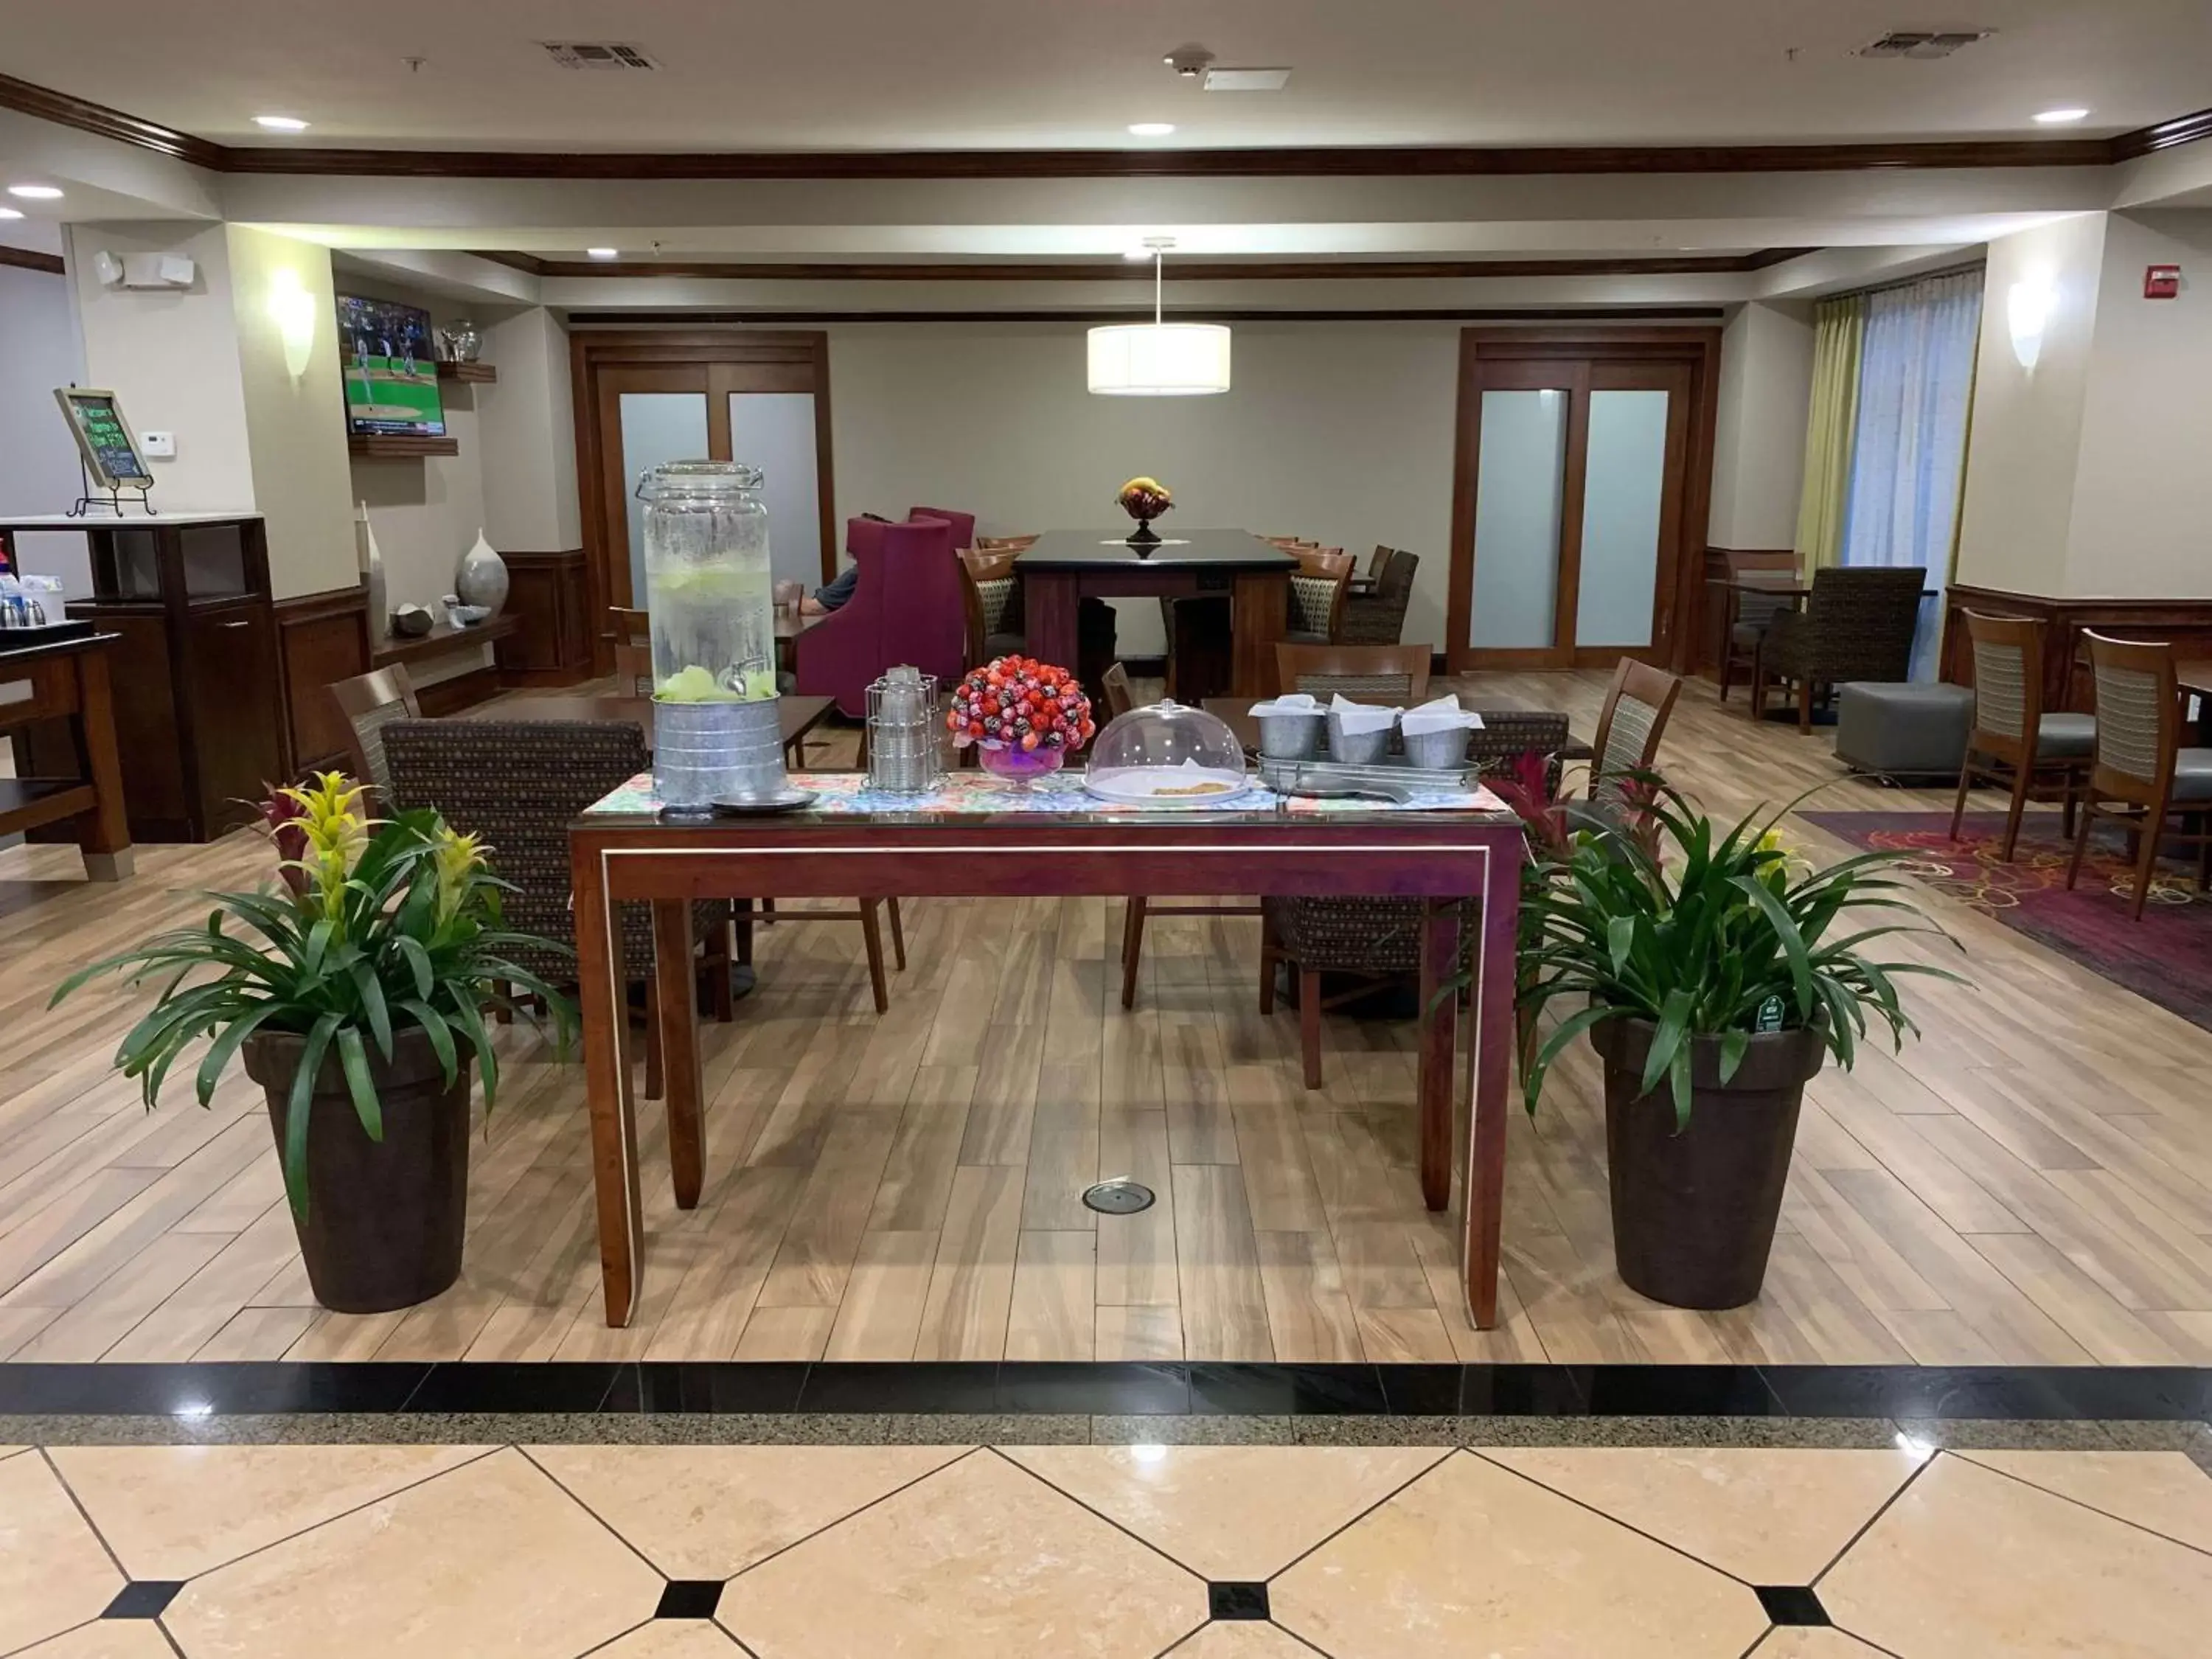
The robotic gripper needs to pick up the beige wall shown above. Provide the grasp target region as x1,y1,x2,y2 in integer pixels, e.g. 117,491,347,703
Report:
2065,211,2212,597
1954,214,2110,597
65,221,257,513
1708,301,1813,551
478,306,581,552
825,321,1464,655
0,261,91,594
226,226,356,600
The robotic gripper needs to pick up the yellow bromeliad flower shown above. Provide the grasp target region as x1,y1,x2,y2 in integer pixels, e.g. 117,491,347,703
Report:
1753,826,1795,894
278,772,373,923
431,826,487,925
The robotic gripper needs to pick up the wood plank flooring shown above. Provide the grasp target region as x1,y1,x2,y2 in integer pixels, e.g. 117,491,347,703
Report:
6,671,2212,1365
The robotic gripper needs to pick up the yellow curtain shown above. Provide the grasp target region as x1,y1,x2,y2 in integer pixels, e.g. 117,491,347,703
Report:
1793,294,1866,571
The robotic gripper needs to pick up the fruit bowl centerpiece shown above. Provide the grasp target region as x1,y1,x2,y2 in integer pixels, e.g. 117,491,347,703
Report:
1116,476,1175,546
949,655,1096,786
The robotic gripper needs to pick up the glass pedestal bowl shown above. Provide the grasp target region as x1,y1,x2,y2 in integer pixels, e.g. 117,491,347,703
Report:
976,740,1065,787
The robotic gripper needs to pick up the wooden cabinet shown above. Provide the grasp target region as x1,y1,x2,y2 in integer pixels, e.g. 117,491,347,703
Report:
21,513,287,844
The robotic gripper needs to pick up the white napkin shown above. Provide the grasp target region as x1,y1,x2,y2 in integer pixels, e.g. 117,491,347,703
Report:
1329,694,1401,735
1249,692,1321,715
1399,694,1486,737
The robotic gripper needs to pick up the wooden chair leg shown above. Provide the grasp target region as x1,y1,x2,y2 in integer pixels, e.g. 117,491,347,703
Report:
2061,771,2080,841
886,897,907,971
859,900,891,1015
2129,801,2167,922
1256,908,1278,1015
1999,763,2032,863
1119,897,1147,1012
707,928,734,1023
493,979,513,1025
1298,967,1324,1091
1796,677,1815,734
1948,756,1975,845
644,978,664,1102
1717,648,1734,703
734,897,755,967
759,898,776,925
2065,796,2097,891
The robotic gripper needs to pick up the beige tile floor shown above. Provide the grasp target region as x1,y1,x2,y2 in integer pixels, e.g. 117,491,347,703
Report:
3,1438,2209,1657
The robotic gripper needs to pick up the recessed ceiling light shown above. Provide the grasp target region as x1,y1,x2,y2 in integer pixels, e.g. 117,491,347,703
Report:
253,114,310,131
7,184,63,200
586,247,619,260
2034,106,2090,125
0,207,21,220
1127,122,1175,137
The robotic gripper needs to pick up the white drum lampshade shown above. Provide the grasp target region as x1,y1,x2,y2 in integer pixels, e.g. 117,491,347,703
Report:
1088,322,1232,396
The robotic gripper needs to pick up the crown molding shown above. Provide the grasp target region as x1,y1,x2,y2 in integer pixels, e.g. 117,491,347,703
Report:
564,305,1730,325
502,249,1815,281
1,71,2204,180
0,245,66,275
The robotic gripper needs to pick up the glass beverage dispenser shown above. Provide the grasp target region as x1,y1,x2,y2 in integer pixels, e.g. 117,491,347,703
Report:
635,460,790,812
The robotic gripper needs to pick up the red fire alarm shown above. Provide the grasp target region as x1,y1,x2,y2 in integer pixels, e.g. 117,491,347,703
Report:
2146,264,2182,299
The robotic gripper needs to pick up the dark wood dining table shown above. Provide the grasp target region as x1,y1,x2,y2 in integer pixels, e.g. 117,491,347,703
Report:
568,779,1527,1336
473,693,838,764
1017,529,1297,698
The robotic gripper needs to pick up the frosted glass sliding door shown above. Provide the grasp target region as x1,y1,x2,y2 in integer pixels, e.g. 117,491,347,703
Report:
1573,389,1670,650
616,392,709,605
1468,389,1569,650
728,392,823,589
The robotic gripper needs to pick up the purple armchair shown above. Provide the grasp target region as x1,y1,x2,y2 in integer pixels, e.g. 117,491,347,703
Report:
796,516,966,716
908,507,976,550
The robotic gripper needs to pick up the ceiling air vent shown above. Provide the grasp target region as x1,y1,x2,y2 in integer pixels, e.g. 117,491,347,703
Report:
540,41,661,71
1855,30,1993,60
1203,67,1293,92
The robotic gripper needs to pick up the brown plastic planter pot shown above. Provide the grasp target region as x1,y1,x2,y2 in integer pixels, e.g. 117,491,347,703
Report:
243,1026,473,1314
1591,1015,1829,1310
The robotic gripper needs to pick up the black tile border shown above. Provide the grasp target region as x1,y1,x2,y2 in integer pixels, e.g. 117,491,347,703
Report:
1208,1582,1271,1621
0,1362,2204,1422
1753,1586,1832,1627
102,1581,184,1619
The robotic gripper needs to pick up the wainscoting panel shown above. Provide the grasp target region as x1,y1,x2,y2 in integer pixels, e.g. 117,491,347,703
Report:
495,549,593,686
273,585,370,778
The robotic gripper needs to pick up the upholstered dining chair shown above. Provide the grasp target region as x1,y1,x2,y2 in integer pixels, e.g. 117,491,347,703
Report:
1750,566,1925,732
1274,641,1432,702
1717,550,1798,703
1100,661,1136,718
1285,549,1356,646
1341,549,1418,646
796,516,964,714
958,546,1026,666
380,718,735,1100
2066,631,2212,919
327,664,422,794
1365,544,1395,583
1586,658,1683,806
1950,611,2096,860
609,605,655,697
1260,712,1573,1088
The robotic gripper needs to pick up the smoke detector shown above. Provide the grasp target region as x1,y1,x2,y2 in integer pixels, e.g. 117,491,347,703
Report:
1855,30,1994,60
540,41,661,71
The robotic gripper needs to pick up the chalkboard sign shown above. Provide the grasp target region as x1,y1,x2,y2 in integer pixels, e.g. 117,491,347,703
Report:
53,387,154,489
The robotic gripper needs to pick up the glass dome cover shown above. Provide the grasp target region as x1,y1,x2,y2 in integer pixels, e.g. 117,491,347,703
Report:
1083,698,1251,807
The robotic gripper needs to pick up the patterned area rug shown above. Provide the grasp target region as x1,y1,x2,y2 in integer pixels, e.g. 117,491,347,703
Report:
1800,810,2212,1033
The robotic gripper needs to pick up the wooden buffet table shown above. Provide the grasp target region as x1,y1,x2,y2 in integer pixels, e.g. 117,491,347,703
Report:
0,631,134,880
1017,529,1298,698
569,772,1526,1332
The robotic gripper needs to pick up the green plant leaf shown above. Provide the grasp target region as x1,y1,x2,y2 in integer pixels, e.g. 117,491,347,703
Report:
335,1025,383,1143
194,998,284,1107
398,998,460,1087
1717,1027,1749,1086
283,1012,343,1222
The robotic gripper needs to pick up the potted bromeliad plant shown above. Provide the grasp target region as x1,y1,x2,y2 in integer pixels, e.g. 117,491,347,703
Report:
1517,781,1962,1310
54,774,573,1314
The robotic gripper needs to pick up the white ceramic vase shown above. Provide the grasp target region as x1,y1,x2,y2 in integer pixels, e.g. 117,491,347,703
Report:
357,501,389,639
455,528,508,614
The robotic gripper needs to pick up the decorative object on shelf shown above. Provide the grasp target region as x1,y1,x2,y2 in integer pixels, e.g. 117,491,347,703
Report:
1115,476,1175,546
1088,236,1231,396
355,500,389,639
454,526,509,614
442,597,490,629
637,460,788,815
391,602,434,639
949,653,1094,787
436,318,481,364
866,664,942,793
52,773,575,1313
1517,782,1965,1309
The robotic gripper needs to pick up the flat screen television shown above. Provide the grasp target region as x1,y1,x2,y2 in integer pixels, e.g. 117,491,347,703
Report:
337,295,446,437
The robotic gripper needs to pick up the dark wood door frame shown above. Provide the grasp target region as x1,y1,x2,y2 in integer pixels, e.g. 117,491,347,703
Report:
1445,327,1720,677
571,329,836,675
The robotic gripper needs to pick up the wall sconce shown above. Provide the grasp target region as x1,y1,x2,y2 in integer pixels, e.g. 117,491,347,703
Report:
268,269,318,379
2007,279,2056,371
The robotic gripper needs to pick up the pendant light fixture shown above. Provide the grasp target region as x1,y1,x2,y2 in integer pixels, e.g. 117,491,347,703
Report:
1088,237,1231,395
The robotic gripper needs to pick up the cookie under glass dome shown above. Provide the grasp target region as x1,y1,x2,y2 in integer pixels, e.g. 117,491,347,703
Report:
1082,698,1252,807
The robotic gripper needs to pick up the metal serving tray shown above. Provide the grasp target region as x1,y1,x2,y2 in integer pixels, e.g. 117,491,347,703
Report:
1258,754,1478,797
